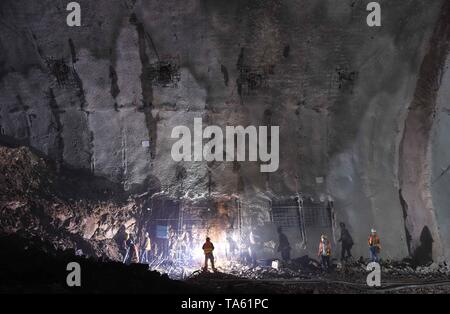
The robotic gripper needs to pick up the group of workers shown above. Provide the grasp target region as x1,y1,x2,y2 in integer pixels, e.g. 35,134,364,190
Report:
317,226,381,272
202,225,381,273
122,232,152,265
122,224,382,273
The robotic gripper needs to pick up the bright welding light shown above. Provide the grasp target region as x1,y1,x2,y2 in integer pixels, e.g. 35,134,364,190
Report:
192,247,204,261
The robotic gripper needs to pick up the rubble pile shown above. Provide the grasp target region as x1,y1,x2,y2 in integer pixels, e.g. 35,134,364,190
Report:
227,264,305,280
183,258,450,294
224,258,320,280
380,260,450,279
0,145,138,260
149,259,200,280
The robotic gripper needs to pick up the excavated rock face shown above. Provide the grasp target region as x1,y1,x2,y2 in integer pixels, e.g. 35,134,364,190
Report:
399,1,450,264
1,0,450,262
0,146,138,259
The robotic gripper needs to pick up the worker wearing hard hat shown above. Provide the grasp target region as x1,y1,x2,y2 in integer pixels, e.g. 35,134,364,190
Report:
202,237,217,272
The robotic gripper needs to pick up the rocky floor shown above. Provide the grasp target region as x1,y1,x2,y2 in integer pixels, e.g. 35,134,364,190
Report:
149,254,450,294
185,260,450,294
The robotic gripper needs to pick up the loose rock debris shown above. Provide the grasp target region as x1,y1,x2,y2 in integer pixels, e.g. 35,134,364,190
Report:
2,145,450,294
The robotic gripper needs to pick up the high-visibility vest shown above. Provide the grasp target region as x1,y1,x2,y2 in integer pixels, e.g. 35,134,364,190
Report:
318,240,331,256
145,238,151,251
368,235,380,247
202,241,214,254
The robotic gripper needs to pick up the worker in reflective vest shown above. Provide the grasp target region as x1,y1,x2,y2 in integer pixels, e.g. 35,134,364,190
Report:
140,232,152,264
318,234,332,272
202,237,216,272
368,229,381,263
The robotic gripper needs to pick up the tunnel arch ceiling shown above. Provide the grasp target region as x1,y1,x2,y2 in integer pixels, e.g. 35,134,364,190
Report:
1,0,450,262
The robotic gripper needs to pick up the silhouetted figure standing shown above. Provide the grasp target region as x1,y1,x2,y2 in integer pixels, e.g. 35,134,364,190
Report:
202,237,216,272
121,232,130,261
338,222,353,261
248,228,260,267
277,227,291,263
124,235,139,265
168,226,176,260
226,233,238,259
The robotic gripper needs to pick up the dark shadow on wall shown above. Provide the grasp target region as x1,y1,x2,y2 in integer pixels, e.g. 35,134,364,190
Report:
412,226,434,266
399,189,412,256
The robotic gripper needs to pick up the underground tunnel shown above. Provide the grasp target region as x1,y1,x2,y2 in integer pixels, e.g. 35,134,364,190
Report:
1,0,450,298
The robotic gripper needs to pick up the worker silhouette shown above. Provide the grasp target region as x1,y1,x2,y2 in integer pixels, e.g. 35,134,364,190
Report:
248,227,260,267
124,235,139,265
226,232,238,259
338,222,354,261
277,227,291,263
202,237,217,272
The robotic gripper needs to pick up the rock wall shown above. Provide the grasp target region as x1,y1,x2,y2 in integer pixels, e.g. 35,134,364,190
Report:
1,0,450,261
